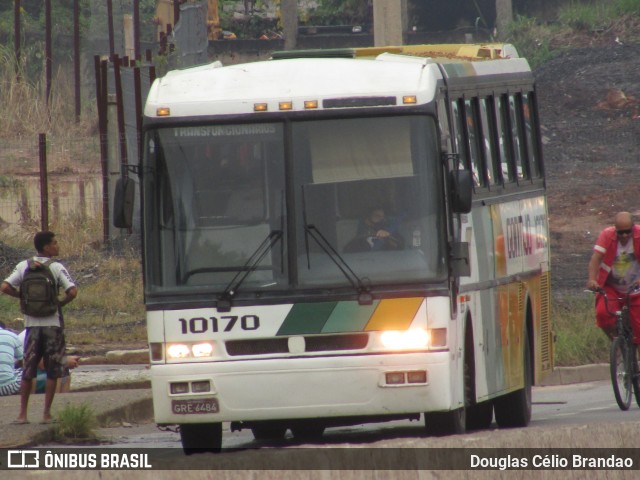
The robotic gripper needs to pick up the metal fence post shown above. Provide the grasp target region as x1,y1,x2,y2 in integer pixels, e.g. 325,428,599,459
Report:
38,133,49,231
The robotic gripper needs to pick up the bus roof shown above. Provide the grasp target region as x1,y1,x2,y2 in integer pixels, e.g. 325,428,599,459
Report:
272,43,520,62
144,44,530,119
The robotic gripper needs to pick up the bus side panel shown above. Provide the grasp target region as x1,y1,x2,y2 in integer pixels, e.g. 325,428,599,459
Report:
490,196,549,394
524,270,552,385
461,207,503,402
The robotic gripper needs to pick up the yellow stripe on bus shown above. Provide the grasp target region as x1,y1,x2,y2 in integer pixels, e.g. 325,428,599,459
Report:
364,298,423,331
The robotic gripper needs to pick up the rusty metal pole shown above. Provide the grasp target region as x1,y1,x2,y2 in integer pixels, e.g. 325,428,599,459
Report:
74,0,81,122
95,56,110,243
173,0,180,26
134,65,143,152
45,0,52,109
107,0,115,59
146,49,157,84
112,54,129,178
38,134,49,232
14,0,21,80
133,0,141,61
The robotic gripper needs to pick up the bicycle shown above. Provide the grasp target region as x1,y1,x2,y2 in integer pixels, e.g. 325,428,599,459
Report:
589,286,640,410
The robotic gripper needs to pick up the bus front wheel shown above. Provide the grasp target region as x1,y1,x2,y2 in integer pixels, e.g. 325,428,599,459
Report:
179,422,222,455
424,408,465,436
290,420,326,441
494,329,532,428
251,421,288,441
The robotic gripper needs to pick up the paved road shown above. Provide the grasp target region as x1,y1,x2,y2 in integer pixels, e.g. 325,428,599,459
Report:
92,380,640,449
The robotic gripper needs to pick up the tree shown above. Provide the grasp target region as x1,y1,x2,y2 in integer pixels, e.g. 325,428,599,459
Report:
306,0,373,26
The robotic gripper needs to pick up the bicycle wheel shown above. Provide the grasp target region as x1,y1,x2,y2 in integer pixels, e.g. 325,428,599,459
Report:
610,336,632,410
632,344,640,408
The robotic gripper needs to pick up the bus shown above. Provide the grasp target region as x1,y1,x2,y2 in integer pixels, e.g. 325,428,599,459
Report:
128,43,553,453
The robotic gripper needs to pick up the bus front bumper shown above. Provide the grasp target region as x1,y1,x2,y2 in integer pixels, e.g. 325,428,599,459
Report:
150,351,455,424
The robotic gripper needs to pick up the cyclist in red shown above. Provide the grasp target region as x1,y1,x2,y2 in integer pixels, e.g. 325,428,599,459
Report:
587,211,640,341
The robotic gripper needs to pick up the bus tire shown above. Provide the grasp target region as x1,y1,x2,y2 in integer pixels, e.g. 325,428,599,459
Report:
251,421,288,441
466,401,493,430
290,420,325,441
424,408,466,436
494,328,532,428
179,423,222,455
463,320,493,430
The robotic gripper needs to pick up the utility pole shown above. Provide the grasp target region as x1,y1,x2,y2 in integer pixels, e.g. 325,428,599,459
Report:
281,0,298,50
373,0,408,46
495,0,514,38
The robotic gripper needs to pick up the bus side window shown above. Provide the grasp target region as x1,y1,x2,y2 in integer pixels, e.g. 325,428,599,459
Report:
523,92,542,179
508,93,529,181
495,95,515,183
450,99,469,172
464,99,484,187
479,97,500,186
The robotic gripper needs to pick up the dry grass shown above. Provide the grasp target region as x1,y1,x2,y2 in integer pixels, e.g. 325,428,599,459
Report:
0,211,146,351
0,45,96,142
0,53,145,351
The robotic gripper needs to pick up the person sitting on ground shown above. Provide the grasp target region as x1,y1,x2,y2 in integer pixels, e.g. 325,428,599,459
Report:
0,320,23,396
587,211,640,341
344,207,405,253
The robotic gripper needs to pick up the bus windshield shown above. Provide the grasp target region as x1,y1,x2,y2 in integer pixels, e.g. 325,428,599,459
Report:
142,116,446,298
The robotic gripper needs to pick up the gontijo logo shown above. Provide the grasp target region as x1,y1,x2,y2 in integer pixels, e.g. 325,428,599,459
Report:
7,450,39,468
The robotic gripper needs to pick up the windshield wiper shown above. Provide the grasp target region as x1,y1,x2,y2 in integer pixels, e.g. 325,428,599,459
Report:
300,186,371,305
303,224,373,305
217,230,283,312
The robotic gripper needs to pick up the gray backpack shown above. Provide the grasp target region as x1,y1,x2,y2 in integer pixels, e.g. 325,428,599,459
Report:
20,259,59,317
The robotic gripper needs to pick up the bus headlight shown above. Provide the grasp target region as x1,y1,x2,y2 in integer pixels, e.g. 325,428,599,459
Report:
167,342,215,359
381,328,430,350
167,344,191,359
192,342,214,357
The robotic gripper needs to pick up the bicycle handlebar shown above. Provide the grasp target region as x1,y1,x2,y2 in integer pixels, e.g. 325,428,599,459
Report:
585,285,640,317
586,285,640,297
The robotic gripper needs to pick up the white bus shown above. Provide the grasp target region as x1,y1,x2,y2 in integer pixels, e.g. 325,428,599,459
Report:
130,43,553,453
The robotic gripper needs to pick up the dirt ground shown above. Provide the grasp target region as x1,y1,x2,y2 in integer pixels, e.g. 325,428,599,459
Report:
535,41,640,294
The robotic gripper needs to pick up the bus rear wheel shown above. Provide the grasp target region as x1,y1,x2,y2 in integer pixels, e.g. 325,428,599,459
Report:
179,423,222,455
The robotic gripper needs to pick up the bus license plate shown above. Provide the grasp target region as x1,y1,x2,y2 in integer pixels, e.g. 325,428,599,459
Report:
172,398,219,414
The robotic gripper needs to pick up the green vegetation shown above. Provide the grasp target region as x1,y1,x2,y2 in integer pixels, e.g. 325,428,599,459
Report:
54,403,99,443
505,0,640,68
552,293,610,366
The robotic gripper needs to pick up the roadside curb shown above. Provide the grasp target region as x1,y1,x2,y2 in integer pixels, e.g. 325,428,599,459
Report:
0,389,153,448
539,363,609,386
79,349,149,365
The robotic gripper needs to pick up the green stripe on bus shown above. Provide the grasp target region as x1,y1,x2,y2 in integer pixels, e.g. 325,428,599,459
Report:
321,301,379,333
276,302,337,335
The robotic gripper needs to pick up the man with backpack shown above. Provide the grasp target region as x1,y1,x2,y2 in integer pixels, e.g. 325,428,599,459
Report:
1,231,77,424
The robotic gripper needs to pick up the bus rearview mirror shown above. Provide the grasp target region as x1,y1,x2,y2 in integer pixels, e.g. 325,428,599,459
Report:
450,170,472,214
113,177,135,229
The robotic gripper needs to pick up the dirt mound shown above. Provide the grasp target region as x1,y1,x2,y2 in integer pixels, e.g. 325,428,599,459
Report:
535,43,640,293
